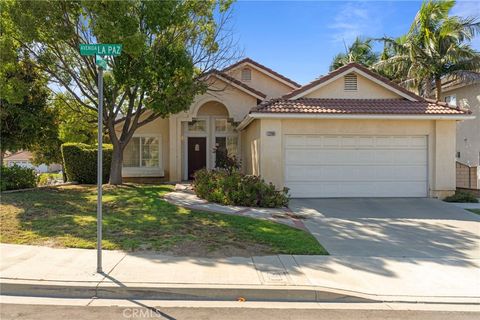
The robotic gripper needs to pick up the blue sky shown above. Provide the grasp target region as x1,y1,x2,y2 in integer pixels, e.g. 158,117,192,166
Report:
229,0,480,84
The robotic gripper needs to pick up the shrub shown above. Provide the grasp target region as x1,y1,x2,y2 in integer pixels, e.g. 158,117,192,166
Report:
0,165,37,191
61,143,113,184
193,169,289,208
444,191,479,203
37,172,63,186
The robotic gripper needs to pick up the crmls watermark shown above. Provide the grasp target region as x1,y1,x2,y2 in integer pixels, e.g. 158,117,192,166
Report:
122,308,168,319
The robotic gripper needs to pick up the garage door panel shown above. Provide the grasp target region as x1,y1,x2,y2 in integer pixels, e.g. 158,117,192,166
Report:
287,181,427,198
284,135,427,198
287,165,425,182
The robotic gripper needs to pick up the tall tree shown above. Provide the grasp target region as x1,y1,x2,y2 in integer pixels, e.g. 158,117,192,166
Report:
2,0,237,184
375,0,480,98
330,37,378,71
29,94,98,167
0,58,56,164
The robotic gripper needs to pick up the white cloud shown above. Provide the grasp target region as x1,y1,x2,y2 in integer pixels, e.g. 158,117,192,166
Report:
328,2,383,45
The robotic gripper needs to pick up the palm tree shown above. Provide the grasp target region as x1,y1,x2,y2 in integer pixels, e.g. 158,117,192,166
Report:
330,37,378,71
375,0,480,99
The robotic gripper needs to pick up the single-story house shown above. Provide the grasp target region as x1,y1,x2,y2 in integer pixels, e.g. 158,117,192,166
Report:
3,151,62,173
118,58,473,199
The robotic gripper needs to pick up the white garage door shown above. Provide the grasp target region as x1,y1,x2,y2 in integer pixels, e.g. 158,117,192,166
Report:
285,135,427,198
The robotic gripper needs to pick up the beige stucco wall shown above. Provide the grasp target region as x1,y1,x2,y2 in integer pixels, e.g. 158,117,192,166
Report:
248,118,458,198
241,119,261,175
189,77,259,122
441,83,480,167
227,67,295,98
304,72,402,99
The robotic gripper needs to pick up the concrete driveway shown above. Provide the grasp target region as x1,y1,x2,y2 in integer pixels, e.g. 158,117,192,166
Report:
290,198,480,259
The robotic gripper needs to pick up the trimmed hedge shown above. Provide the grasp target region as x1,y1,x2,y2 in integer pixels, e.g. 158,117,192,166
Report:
0,165,37,191
193,169,289,208
61,143,113,184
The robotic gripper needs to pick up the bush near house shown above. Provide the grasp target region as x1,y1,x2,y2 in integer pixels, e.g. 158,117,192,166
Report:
61,143,113,184
444,191,479,203
37,172,63,186
0,165,36,191
193,169,289,208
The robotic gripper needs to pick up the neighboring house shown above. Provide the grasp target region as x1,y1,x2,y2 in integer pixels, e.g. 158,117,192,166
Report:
440,78,480,192
117,59,473,199
3,151,62,173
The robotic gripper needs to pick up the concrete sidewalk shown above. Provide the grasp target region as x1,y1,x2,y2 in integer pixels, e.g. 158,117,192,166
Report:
1,244,479,304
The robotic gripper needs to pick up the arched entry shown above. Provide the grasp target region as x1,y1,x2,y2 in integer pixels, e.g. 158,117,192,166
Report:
183,101,239,179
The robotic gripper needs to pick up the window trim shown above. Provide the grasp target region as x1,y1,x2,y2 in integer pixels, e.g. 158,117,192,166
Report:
187,119,207,133
214,118,228,132
122,134,164,177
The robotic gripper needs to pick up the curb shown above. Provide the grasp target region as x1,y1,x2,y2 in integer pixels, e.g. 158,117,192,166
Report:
0,280,373,303
2,280,479,304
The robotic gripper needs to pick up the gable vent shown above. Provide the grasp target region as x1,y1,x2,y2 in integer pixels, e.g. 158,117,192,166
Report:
344,73,357,91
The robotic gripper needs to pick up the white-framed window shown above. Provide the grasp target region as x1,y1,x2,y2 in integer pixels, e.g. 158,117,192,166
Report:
215,119,227,132
123,136,161,168
445,94,456,106
241,68,251,81
187,119,207,133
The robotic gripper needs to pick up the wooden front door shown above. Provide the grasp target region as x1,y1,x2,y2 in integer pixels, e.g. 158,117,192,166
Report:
188,137,207,179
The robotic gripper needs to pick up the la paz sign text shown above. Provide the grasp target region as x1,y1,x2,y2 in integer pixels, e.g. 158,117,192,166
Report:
79,44,123,56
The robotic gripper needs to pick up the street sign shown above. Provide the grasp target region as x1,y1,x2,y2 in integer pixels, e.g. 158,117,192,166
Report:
78,43,122,274
79,44,123,56
95,55,108,70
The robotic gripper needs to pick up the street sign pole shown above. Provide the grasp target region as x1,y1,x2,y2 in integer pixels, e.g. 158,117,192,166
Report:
79,43,122,274
97,66,104,274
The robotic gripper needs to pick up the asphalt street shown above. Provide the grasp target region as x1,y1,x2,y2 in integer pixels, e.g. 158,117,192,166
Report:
1,303,479,320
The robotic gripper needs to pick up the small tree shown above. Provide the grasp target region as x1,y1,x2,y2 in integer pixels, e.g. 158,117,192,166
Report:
2,0,238,184
213,146,240,173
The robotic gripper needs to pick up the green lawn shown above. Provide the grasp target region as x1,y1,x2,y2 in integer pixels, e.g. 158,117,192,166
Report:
0,184,327,256
467,209,480,215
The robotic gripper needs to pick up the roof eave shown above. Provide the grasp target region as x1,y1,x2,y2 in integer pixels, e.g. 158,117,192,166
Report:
247,112,475,121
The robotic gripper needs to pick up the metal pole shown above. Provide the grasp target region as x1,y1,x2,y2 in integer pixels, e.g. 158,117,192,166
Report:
97,66,103,273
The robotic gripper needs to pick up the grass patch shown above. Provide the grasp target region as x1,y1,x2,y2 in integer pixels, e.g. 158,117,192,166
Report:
0,185,327,256
467,209,480,215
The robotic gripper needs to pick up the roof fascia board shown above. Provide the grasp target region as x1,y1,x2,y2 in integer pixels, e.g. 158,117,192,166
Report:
241,62,300,89
209,73,265,100
248,113,474,121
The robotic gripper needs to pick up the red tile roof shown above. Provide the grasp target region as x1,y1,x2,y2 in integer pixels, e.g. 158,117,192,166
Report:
282,62,422,101
3,150,33,161
251,98,471,115
223,58,301,88
205,70,267,99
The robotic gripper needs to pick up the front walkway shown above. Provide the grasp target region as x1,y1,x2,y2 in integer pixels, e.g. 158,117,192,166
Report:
164,184,307,230
1,243,479,303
